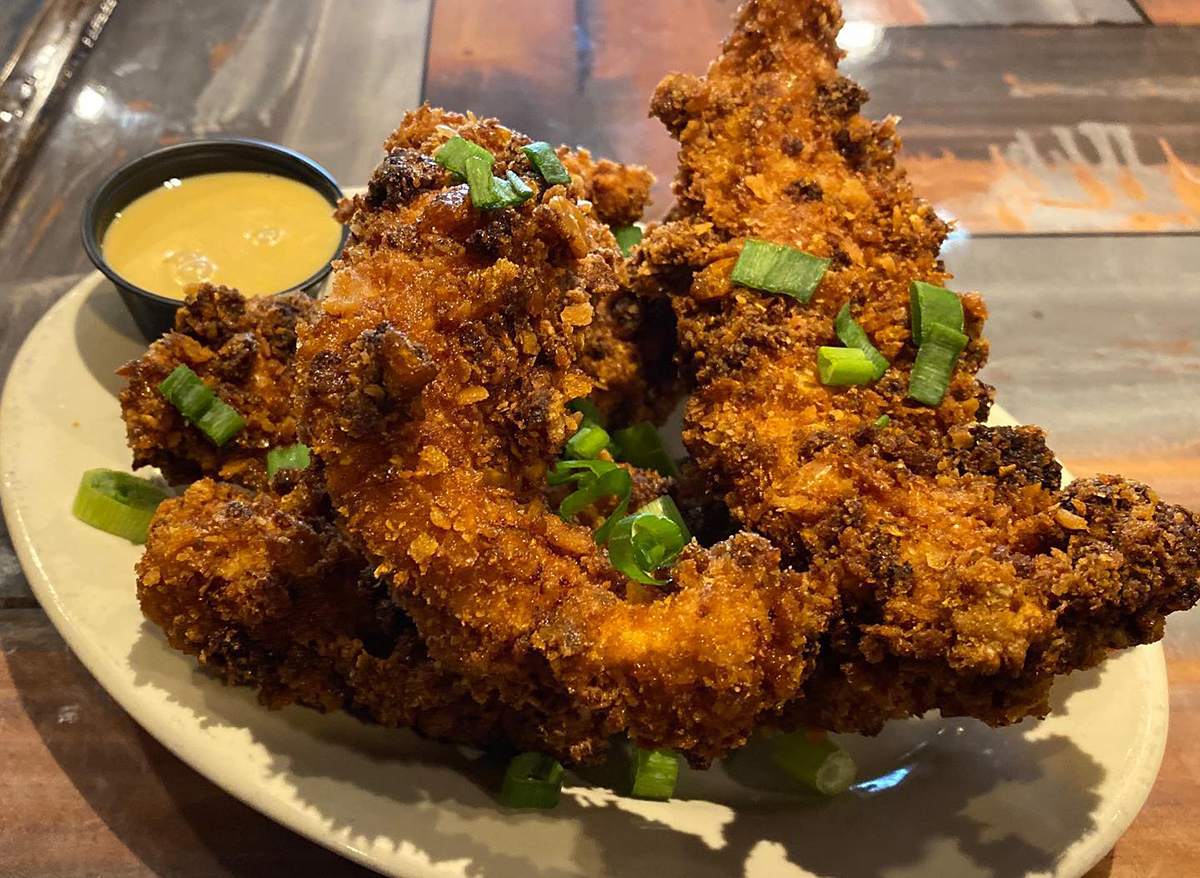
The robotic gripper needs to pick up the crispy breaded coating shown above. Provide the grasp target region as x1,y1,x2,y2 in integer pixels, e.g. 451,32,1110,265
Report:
636,0,1200,732
296,109,835,765
137,477,516,745
118,285,319,489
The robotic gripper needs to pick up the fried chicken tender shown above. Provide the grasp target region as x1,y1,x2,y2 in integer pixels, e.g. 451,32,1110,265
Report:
635,0,1200,732
118,284,318,489
137,476,516,745
296,108,835,765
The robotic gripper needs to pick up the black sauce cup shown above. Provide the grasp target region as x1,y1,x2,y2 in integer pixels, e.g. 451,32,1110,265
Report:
81,138,349,341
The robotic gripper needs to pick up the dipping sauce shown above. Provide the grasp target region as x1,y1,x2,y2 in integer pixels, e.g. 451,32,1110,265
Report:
101,171,343,299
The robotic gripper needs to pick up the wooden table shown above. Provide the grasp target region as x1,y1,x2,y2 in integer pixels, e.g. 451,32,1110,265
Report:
1,1,1198,875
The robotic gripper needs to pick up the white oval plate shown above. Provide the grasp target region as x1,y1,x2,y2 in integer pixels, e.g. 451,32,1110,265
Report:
1,272,1168,878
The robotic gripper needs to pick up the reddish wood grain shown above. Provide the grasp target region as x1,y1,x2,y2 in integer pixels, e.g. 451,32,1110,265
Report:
0,611,373,877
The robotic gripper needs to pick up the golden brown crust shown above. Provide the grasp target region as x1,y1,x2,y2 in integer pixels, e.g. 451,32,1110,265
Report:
636,0,1200,732
137,477,521,744
118,285,319,489
296,107,835,765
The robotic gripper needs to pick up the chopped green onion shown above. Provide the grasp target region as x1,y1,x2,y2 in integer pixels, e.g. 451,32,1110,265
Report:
267,443,311,481
568,397,606,428
613,422,681,478
874,414,890,429
730,239,830,303
194,400,245,447
505,170,535,203
434,135,495,180
613,225,643,257
548,459,633,543
465,154,504,209
630,749,679,800
607,502,689,586
158,364,245,446
773,731,857,796
835,303,889,380
565,423,612,460
501,752,564,809
72,469,168,544
909,281,964,346
521,141,571,186
634,495,691,543
817,347,875,386
907,322,969,407
159,363,214,421
546,458,613,487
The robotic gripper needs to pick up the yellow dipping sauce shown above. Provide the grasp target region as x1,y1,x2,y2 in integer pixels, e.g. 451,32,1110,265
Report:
102,171,343,299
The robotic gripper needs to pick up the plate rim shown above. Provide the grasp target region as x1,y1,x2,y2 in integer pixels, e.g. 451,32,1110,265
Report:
0,269,1171,878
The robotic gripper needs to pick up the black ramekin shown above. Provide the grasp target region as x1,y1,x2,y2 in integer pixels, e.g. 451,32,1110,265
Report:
81,138,349,341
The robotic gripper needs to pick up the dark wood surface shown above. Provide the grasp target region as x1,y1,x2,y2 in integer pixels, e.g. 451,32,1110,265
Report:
2,2,1199,876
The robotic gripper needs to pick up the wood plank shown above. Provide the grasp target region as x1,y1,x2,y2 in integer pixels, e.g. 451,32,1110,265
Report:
1138,0,1200,22
0,609,374,877
424,12,1200,233
887,0,1140,23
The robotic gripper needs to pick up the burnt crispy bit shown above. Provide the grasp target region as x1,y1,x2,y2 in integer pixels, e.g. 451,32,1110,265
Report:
174,283,248,346
214,332,257,383
951,424,1062,490
781,136,805,157
366,148,449,209
815,74,869,119
784,178,823,201
305,322,436,439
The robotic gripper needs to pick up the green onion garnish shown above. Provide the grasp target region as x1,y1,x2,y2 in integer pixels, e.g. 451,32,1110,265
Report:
501,752,564,809
817,347,875,386
159,363,214,421
565,423,612,460
635,495,691,541
266,443,311,481
613,225,643,257
835,303,889,380
72,469,168,544
158,364,245,446
874,414,890,429
909,281,964,346
607,496,690,585
548,459,633,543
630,749,680,801
194,400,246,446
730,239,831,303
505,170,535,203
465,154,504,209
773,731,857,796
433,135,495,180
907,322,969,406
613,422,681,478
521,141,571,186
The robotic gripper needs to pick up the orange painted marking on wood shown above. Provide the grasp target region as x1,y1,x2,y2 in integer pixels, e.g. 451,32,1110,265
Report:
208,40,236,72
1159,138,1200,215
1138,0,1200,23
1118,169,1148,202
